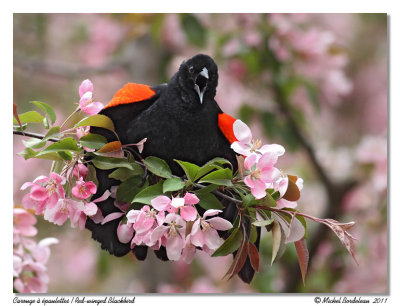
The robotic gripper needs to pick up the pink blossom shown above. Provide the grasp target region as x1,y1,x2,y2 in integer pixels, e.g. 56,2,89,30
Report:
13,208,37,237
43,198,79,226
76,126,90,139
79,79,94,97
78,79,104,115
71,178,97,200
244,153,281,199
274,176,304,209
21,173,66,215
150,213,186,261
72,163,89,180
151,193,199,221
231,119,285,159
117,222,134,244
191,209,233,251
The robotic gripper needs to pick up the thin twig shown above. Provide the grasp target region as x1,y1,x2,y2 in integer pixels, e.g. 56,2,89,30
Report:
13,130,59,142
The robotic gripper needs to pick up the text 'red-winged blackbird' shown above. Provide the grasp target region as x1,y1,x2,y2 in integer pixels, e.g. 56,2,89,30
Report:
86,54,260,283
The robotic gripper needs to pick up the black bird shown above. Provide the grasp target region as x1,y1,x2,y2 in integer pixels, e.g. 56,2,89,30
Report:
86,54,259,283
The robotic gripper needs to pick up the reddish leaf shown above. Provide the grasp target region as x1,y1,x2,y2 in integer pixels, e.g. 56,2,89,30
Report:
98,141,122,153
294,238,309,285
248,242,260,272
324,219,358,264
224,235,249,280
236,155,245,178
13,103,24,132
282,175,300,201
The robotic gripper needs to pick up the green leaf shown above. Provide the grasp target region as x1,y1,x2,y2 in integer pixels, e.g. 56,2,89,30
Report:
43,117,49,129
18,147,63,161
13,123,27,131
58,151,73,160
198,168,233,187
180,14,206,48
163,177,185,193
22,127,61,150
31,101,57,124
109,165,143,181
194,157,232,181
259,192,277,207
197,192,224,210
36,137,79,157
22,137,47,149
252,219,274,227
212,227,243,257
13,111,44,124
43,126,61,141
133,181,164,205
74,114,115,131
18,147,38,160
116,176,143,203
249,225,258,243
144,156,172,179
174,159,200,183
91,156,135,170
242,193,257,207
79,133,108,150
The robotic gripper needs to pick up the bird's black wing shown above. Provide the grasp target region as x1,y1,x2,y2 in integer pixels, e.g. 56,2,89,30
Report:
86,83,167,258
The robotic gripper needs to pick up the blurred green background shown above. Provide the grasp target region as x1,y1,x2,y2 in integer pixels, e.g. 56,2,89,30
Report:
13,13,387,293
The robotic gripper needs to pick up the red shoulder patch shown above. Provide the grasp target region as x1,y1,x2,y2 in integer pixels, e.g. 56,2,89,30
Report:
104,83,156,109
218,113,238,144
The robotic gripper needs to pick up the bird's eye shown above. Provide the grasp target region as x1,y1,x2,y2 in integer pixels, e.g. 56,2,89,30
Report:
188,66,194,73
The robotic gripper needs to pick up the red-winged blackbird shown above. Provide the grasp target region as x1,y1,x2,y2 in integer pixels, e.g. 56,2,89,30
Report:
86,54,259,283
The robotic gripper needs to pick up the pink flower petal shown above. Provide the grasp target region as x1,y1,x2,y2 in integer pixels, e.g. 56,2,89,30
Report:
151,195,171,211
79,91,92,106
191,229,205,247
207,217,233,231
117,222,134,243
230,141,250,156
30,185,48,201
244,175,255,188
166,236,184,261
233,120,252,143
84,202,98,216
203,209,222,218
171,197,185,208
183,193,199,205
191,219,201,235
259,144,285,156
258,152,278,169
180,205,197,221
150,225,168,244
82,102,104,115
244,154,257,170
72,164,89,180
49,172,66,185
85,181,97,195
101,212,124,224
251,180,268,199
204,228,223,250
93,190,112,203
79,79,93,97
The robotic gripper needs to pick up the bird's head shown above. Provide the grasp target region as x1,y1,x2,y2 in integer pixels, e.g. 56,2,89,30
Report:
178,54,218,105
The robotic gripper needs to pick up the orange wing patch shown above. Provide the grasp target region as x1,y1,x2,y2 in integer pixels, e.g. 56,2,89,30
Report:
104,83,156,109
218,113,238,144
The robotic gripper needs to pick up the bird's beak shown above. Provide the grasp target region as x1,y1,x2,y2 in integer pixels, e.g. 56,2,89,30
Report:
199,67,209,79
194,67,209,104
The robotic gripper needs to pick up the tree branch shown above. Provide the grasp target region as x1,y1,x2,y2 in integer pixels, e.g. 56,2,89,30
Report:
13,130,59,142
